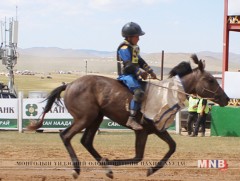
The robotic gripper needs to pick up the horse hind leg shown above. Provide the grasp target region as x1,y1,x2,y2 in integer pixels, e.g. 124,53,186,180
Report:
60,121,85,179
80,115,113,179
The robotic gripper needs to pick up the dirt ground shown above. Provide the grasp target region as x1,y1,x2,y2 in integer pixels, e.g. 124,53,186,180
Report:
0,167,239,181
0,130,240,181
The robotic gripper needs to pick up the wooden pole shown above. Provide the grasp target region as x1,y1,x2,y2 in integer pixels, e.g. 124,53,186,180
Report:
161,50,164,80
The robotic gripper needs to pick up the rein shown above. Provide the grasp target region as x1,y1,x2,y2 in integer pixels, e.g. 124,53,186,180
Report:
148,77,215,101
154,77,189,96
201,85,220,95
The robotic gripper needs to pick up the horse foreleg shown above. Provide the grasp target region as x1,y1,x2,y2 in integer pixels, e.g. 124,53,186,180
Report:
147,130,176,177
108,130,148,166
60,122,84,179
81,116,113,179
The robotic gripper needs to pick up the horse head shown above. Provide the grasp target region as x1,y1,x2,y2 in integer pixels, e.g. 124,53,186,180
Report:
169,54,229,106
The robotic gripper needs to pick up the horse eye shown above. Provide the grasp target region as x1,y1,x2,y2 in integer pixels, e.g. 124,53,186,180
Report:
206,77,215,84
209,79,214,83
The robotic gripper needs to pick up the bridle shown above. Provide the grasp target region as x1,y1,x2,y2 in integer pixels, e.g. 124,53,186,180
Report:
200,85,220,96
193,71,220,100
149,74,220,101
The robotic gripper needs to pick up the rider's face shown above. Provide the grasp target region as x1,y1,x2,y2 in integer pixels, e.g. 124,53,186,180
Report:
128,36,139,45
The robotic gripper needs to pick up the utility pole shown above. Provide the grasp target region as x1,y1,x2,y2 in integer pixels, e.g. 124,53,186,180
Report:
160,50,164,80
0,7,19,97
85,60,88,75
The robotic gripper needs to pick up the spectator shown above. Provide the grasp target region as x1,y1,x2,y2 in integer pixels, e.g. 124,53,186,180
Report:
190,98,210,137
187,94,199,136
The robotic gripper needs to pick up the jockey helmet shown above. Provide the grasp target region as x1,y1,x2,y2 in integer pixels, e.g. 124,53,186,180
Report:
121,22,145,37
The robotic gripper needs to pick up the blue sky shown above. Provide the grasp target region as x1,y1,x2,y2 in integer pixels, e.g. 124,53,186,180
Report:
0,0,240,54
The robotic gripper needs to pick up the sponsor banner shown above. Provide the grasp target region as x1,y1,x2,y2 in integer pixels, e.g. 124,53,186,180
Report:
0,99,18,118
100,119,175,130
0,99,18,129
0,99,126,130
100,118,127,129
0,98,174,130
22,98,128,130
22,98,72,119
0,119,17,129
22,118,127,130
22,98,72,129
22,119,73,129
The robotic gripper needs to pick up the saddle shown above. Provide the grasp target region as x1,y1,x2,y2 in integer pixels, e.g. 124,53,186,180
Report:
117,76,187,131
141,76,187,131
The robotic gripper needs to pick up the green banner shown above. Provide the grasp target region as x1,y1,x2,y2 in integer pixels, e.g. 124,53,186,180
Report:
211,106,240,137
22,119,73,129
22,118,175,130
100,119,127,129
23,119,127,129
0,119,17,129
100,119,175,130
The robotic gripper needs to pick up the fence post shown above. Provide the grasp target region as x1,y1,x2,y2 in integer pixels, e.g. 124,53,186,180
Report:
18,92,23,133
175,111,181,134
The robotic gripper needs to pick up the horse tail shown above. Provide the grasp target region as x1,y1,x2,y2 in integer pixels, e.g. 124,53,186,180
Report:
27,84,67,130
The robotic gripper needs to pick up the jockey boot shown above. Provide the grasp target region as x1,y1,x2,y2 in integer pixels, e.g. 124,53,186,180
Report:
126,110,143,130
189,133,197,137
126,116,143,130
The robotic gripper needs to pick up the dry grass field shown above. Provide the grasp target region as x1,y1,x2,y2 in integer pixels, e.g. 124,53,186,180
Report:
1,50,239,98
0,131,240,181
0,73,115,98
1,50,240,180
0,53,228,98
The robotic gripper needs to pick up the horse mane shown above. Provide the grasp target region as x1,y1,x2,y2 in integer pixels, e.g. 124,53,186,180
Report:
168,61,193,78
168,54,205,78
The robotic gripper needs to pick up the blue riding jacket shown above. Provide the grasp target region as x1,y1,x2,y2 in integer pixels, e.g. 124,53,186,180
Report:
117,40,153,92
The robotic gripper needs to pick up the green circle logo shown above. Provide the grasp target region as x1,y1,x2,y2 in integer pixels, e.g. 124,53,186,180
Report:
26,104,38,116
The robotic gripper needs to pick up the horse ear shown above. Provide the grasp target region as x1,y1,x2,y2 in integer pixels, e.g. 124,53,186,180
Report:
198,59,205,71
190,54,199,65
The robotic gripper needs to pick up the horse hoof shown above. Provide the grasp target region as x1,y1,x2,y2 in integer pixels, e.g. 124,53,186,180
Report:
106,170,114,179
100,157,113,179
71,170,79,179
147,168,153,177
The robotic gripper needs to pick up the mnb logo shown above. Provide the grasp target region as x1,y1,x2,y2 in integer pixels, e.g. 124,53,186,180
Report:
197,160,227,169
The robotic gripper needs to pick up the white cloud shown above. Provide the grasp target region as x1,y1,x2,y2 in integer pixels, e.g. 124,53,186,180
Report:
88,0,165,11
88,0,128,11
173,20,180,25
141,0,171,5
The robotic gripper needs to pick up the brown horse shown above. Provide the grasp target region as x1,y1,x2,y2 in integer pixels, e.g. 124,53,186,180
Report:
28,54,229,179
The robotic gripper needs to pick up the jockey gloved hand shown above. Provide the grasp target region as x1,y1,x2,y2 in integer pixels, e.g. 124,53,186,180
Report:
150,72,157,79
140,71,148,80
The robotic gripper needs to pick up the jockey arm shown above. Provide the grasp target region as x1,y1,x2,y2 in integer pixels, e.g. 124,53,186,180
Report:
138,56,157,79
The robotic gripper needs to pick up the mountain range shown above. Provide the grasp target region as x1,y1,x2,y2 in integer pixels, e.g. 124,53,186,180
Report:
3,47,239,75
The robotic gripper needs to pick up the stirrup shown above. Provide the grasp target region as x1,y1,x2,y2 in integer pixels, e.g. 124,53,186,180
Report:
126,117,143,130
